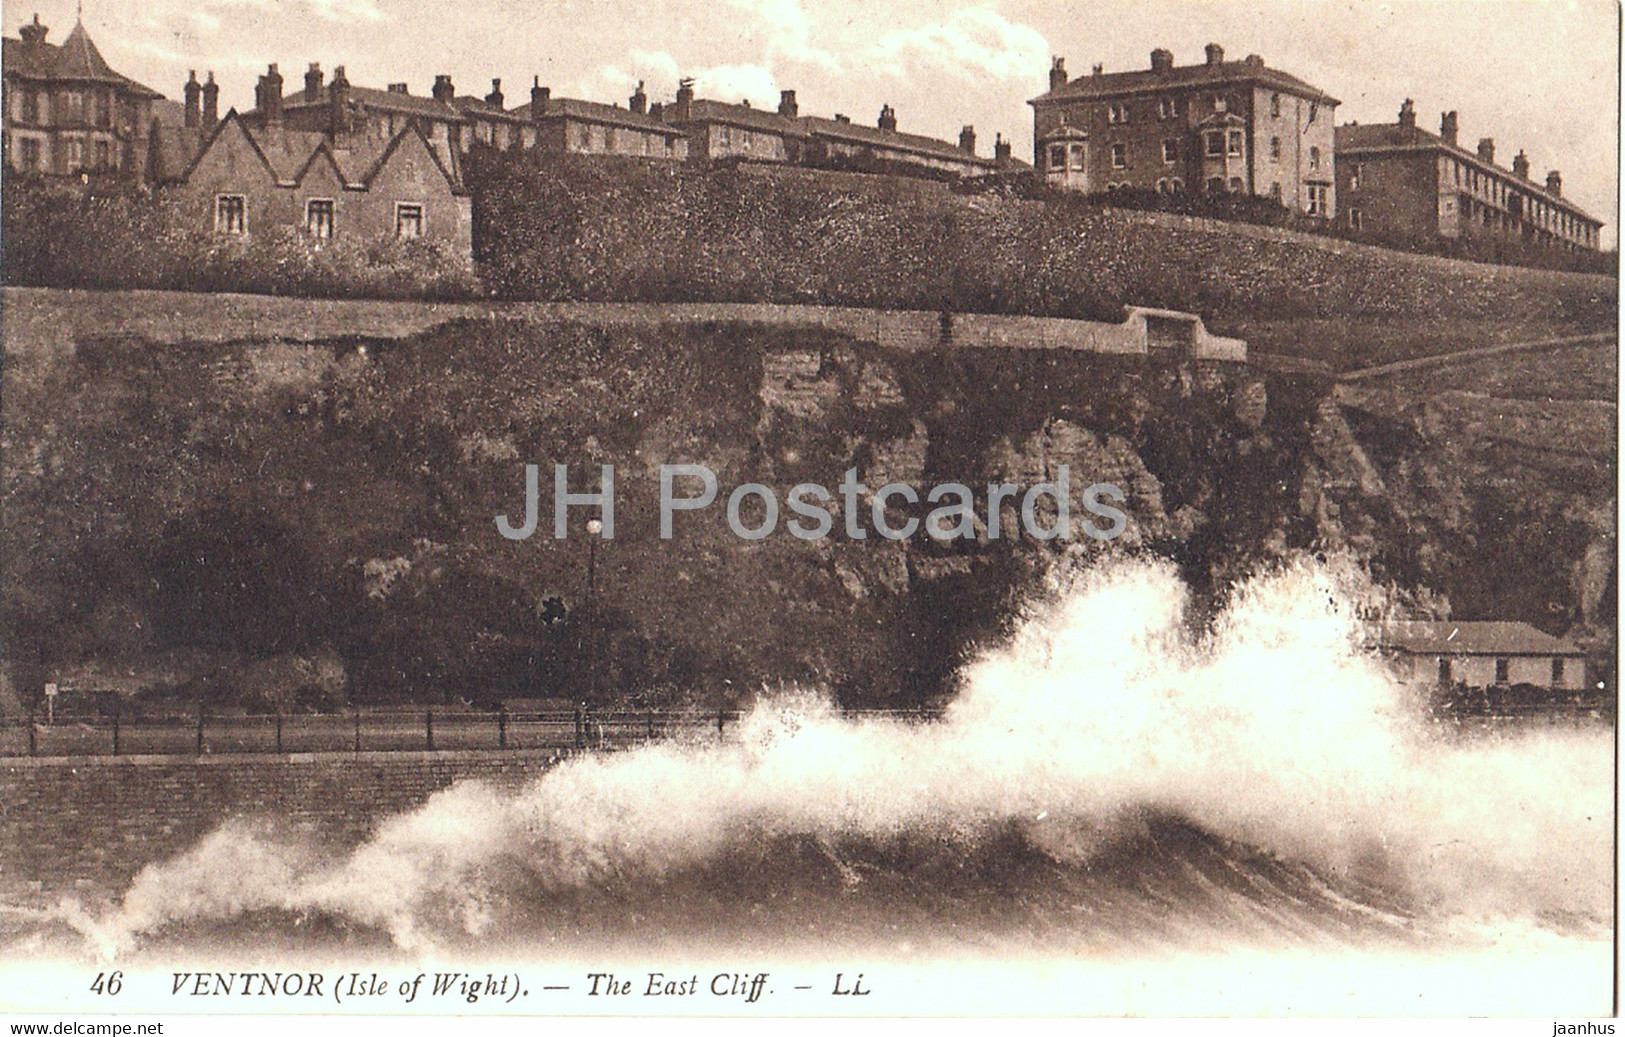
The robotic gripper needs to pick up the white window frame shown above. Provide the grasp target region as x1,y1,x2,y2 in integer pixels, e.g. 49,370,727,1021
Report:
1068,143,1085,171
306,197,336,239
1048,143,1067,170
1227,131,1244,157
1348,207,1363,230
1110,142,1126,169
1158,97,1179,120
395,201,426,239
215,194,246,235
1161,139,1178,164
1306,184,1329,217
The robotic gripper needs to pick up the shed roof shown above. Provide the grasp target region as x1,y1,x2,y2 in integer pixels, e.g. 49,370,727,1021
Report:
1373,621,1583,657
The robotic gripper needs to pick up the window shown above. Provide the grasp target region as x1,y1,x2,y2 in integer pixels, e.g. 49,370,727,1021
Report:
1309,146,1321,171
576,123,591,149
1350,163,1363,190
1270,93,1281,118
1494,658,1510,684
21,90,39,124
1158,97,1179,119
719,125,732,147
1213,95,1227,113
1306,183,1329,217
1068,144,1085,171
95,92,111,127
1438,659,1452,685
1269,182,1282,201
395,202,425,239
64,138,83,171
605,126,617,150
1347,207,1363,230
1227,131,1243,157
1162,139,1178,163
1169,177,1184,193
63,90,85,123
1205,176,1224,194
1552,658,1566,685
1228,176,1243,192
1048,143,1067,170
1205,132,1224,158
1107,103,1128,124
1110,143,1126,169
94,140,110,169
1269,136,1281,162
306,198,335,239
18,138,39,171
1156,178,1169,194
215,194,246,234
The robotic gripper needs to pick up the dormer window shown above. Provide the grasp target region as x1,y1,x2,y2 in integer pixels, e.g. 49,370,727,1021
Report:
1213,95,1227,113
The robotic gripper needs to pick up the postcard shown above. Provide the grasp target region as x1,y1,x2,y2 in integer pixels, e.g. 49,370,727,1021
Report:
0,0,1617,1025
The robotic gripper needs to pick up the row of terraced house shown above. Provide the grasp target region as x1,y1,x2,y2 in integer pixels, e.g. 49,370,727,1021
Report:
2,13,1606,263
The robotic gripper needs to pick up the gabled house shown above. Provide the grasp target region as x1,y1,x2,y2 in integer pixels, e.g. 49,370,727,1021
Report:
3,12,164,177
154,108,471,257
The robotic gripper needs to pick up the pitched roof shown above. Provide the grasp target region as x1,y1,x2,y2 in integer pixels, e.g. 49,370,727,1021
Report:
510,96,687,135
175,110,464,194
680,99,810,137
449,95,531,124
1335,121,1601,225
1031,57,1337,108
800,115,992,166
2,19,163,97
281,84,464,122
1372,621,1583,657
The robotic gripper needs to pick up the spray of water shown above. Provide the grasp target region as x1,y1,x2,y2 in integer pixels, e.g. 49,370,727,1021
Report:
57,555,1615,958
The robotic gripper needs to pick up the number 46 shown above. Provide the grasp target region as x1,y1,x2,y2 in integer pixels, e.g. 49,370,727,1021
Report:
90,971,123,995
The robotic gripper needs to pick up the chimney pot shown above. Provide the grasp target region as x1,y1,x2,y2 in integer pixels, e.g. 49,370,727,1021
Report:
1440,110,1458,145
486,77,505,108
1150,48,1173,72
1398,98,1415,128
304,62,323,104
1477,137,1495,163
778,89,797,117
1512,149,1530,179
630,80,648,115
530,79,550,119
1204,43,1224,65
19,13,48,46
1049,56,1068,91
878,103,897,132
202,72,219,126
432,74,455,103
959,124,976,153
1546,170,1562,195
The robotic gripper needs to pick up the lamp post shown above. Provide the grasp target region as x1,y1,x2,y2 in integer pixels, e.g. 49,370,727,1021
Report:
585,517,603,702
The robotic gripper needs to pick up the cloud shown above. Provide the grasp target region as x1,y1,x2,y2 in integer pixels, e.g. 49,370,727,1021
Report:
596,51,778,109
871,6,1049,82
305,0,386,24
693,62,779,107
596,47,683,96
729,0,839,72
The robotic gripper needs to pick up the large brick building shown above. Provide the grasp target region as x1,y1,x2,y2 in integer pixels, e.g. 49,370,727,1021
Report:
3,12,162,177
510,80,689,161
1028,44,1339,218
1335,101,1602,252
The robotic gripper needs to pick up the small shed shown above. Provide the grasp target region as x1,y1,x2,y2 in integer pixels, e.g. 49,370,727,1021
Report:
1372,620,1586,691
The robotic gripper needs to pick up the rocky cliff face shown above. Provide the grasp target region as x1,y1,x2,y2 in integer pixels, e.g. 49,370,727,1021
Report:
2,308,1612,710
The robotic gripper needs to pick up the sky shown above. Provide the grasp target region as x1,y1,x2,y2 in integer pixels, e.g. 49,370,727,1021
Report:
17,0,1620,243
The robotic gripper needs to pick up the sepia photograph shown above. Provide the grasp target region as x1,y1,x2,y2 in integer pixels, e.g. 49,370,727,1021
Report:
0,0,1617,1023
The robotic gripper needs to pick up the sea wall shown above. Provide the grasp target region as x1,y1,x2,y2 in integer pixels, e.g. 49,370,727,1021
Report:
0,750,564,907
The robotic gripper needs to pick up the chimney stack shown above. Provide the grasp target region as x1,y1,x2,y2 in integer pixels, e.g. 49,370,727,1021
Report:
1091,63,1103,75
1049,56,1068,91
1440,110,1458,145
328,65,350,138
1512,150,1530,179
257,63,284,127
674,77,695,121
778,89,798,117
630,80,648,114
1204,43,1224,65
959,125,976,154
1546,170,1562,195
1477,138,1495,163
202,72,219,126
1398,98,1415,128
994,133,1011,162
1150,48,1173,72
531,77,550,118
305,62,323,103
878,104,897,132
184,70,201,128
486,78,504,108
19,13,47,46
432,74,455,103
